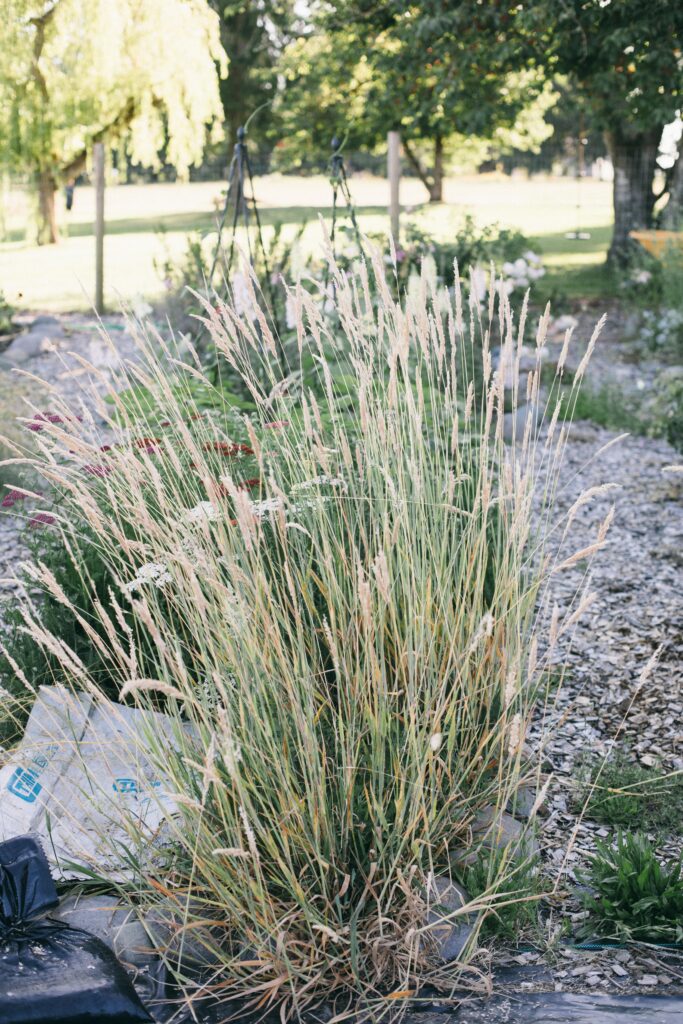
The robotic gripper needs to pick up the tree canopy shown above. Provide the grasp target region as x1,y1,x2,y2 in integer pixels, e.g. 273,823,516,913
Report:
209,0,296,158
518,0,683,257
276,1,551,200
0,0,227,241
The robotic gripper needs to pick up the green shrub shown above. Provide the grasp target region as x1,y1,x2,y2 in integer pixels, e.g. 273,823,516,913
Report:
154,221,306,360
0,373,50,493
0,526,115,742
0,290,15,336
559,382,643,435
645,368,683,452
578,832,683,943
0,395,265,734
378,216,534,291
457,849,542,941
575,751,683,832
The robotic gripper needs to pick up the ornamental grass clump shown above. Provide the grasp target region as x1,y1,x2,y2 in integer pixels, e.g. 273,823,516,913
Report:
2,252,609,1015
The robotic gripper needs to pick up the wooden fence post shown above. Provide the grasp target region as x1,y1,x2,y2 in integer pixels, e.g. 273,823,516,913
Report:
387,130,401,244
94,142,105,315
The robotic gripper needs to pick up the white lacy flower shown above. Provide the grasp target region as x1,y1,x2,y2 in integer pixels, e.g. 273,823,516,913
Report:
289,496,331,514
291,475,347,493
251,497,284,518
131,294,153,319
185,501,219,524
124,562,172,593
429,732,443,752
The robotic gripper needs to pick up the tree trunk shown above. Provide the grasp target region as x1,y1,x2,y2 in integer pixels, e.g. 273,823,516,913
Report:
661,148,683,230
605,126,662,263
37,170,59,244
427,135,444,203
403,136,444,203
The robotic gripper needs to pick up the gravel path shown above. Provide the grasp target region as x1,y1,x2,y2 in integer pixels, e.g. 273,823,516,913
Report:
516,421,683,996
0,313,140,595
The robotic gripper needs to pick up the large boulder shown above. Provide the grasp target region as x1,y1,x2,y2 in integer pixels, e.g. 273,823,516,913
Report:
30,315,63,334
3,331,53,365
2,316,64,365
503,402,539,442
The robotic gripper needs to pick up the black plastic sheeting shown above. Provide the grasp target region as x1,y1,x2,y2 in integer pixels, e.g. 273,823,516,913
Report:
0,834,153,1024
150,967,683,1024
3,835,682,1024
435,992,683,1022
154,994,683,1024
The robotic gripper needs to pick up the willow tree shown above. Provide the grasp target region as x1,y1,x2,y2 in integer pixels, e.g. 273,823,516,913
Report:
0,0,227,243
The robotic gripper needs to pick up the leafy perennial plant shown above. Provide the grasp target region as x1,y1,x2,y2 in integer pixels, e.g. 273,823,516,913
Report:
1,252,609,1016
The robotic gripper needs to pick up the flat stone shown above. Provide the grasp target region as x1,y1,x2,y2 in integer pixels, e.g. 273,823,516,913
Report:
423,875,475,962
506,785,547,820
52,892,154,967
503,403,539,442
30,314,63,333
451,806,540,867
567,420,601,443
423,992,683,1023
144,901,224,967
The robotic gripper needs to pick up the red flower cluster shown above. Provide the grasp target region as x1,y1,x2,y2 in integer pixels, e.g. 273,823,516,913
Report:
2,488,30,509
208,477,261,499
27,411,83,433
202,441,254,457
28,512,55,529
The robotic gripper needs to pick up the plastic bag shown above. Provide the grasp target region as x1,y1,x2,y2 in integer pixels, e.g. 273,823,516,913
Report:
0,834,153,1024
0,685,182,879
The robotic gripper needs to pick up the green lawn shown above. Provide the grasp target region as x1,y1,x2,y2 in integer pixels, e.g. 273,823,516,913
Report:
0,173,614,312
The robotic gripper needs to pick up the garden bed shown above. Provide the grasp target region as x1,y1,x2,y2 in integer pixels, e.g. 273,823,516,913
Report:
0,300,682,1017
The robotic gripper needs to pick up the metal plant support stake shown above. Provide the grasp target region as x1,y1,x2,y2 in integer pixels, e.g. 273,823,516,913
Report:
209,123,276,316
325,136,364,294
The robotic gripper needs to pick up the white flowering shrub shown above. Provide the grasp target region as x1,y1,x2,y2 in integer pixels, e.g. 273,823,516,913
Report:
640,307,683,353
501,251,546,293
6,254,607,1016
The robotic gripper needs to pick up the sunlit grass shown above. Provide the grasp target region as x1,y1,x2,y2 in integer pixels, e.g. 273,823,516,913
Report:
0,173,613,311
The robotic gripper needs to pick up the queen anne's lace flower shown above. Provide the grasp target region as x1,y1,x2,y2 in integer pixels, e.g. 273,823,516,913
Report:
124,562,172,593
185,501,219,524
291,475,347,492
251,497,284,518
